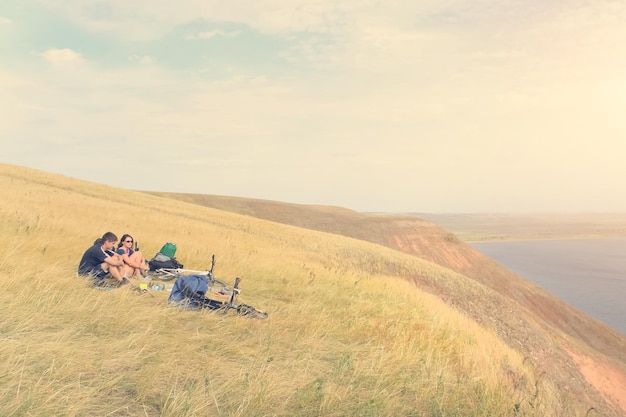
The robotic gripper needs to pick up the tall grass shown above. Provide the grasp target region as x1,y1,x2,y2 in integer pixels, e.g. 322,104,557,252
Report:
0,164,586,416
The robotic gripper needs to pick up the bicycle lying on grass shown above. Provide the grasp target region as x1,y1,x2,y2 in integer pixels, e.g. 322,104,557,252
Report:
147,254,230,295
169,275,268,319
163,255,268,320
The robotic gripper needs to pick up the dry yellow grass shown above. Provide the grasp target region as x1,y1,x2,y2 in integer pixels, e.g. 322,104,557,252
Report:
0,163,592,416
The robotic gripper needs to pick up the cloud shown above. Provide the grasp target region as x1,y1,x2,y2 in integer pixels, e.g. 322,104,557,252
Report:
33,1,440,41
0,16,12,24
40,48,85,65
128,54,154,65
185,29,241,40
5,0,626,211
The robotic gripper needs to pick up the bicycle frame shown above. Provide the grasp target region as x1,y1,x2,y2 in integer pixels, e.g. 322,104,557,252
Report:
149,255,222,283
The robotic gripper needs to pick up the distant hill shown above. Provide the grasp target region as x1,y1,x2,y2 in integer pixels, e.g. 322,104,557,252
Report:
146,191,626,416
415,213,626,242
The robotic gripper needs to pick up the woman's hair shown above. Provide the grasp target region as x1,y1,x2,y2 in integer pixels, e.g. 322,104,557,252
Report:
94,231,118,246
118,234,133,248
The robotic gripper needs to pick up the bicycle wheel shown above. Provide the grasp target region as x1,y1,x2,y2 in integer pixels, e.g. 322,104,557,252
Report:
236,304,268,319
208,278,231,295
146,269,179,281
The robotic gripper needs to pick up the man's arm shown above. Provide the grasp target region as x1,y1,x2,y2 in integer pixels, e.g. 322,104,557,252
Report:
103,254,124,267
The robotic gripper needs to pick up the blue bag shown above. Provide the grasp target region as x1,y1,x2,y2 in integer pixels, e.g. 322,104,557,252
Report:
168,274,209,308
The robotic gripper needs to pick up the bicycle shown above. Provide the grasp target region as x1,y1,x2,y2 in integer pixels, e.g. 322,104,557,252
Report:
147,254,231,295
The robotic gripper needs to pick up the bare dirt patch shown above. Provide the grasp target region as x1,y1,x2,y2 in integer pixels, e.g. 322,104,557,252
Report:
566,347,626,415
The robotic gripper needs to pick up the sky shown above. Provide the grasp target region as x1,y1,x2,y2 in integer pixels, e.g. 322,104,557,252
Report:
1,0,626,213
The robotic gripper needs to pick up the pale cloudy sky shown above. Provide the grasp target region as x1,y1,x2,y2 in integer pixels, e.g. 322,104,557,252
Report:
1,0,626,212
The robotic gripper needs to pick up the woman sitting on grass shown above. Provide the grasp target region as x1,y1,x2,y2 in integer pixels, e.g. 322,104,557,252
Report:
116,234,149,278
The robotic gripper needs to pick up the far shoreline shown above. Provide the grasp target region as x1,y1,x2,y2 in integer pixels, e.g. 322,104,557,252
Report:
465,235,626,244
413,212,626,244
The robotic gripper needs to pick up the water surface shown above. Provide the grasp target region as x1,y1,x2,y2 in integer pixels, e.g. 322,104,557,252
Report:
470,238,626,336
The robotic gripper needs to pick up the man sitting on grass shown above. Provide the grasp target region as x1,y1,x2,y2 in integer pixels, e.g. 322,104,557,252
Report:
78,231,128,285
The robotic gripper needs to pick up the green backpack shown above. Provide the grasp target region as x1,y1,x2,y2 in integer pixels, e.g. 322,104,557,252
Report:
159,242,177,258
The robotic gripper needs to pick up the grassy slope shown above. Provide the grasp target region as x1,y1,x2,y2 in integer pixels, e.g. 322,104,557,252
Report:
0,164,622,416
144,192,626,416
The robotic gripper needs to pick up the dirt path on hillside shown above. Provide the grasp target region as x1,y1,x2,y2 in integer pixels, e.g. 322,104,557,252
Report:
566,348,626,415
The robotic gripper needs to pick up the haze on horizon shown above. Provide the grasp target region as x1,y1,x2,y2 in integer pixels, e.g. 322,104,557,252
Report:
1,0,626,213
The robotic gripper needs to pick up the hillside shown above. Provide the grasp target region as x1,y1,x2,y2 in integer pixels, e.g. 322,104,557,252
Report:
0,164,624,416
145,191,626,416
